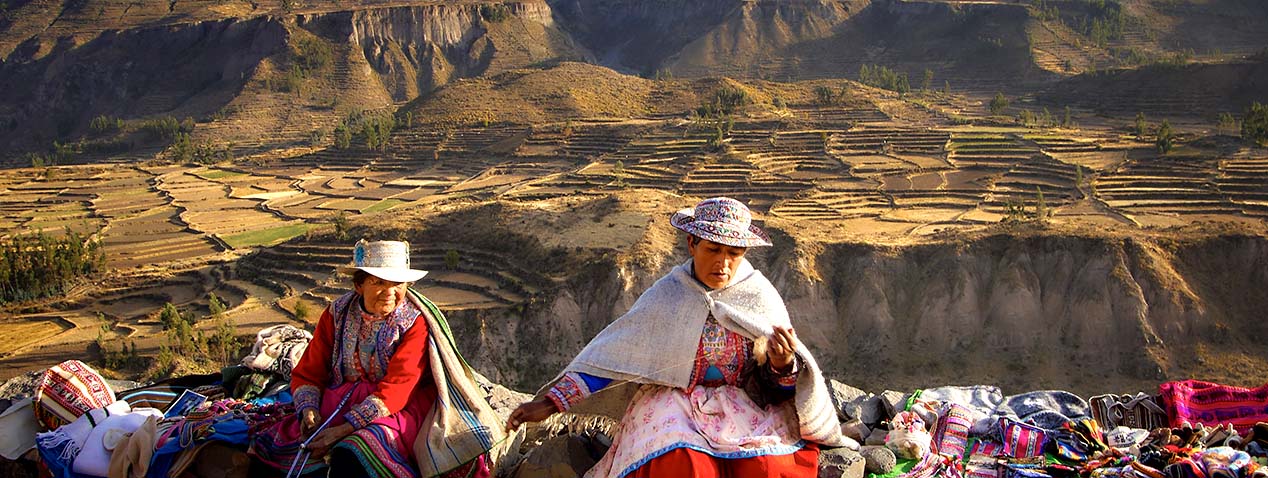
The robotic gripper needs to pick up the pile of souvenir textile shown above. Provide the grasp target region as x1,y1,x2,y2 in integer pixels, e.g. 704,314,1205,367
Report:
0,325,311,478
833,382,1268,478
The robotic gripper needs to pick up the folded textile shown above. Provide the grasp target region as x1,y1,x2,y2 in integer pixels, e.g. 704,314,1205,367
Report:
1200,446,1252,478
107,415,157,478
0,397,37,460
241,325,312,380
36,400,131,466
34,361,116,431
994,390,1091,433
73,408,163,477
916,386,1005,436
934,403,974,460
1159,380,1268,434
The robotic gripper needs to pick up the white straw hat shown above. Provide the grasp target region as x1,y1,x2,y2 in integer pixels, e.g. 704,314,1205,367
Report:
337,240,428,283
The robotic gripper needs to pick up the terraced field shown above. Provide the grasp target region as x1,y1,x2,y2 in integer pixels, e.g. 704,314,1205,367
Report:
3,98,1268,375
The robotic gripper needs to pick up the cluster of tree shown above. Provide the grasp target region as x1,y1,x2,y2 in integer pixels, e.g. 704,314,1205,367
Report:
333,110,397,150
696,85,752,119
89,115,124,136
295,37,332,72
479,4,510,22
141,116,193,141
1003,187,1053,224
0,230,105,304
167,135,234,164
1133,113,1175,153
858,64,910,95
1017,107,1076,129
814,85,849,106
1243,102,1268,147
153,294,241,375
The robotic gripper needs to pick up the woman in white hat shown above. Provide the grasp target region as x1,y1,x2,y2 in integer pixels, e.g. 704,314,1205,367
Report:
251,240,502,478
507,197,855,477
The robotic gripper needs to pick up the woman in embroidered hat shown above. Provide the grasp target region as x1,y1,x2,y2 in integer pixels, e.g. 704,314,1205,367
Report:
251,240,504,478
508,197,855,478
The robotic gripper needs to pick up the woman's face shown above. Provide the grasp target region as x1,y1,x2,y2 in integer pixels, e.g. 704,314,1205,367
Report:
688,237,747,289
354,274,408,316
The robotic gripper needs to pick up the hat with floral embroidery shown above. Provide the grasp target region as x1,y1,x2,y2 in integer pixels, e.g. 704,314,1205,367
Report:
670,197,772,248
337,240,427,282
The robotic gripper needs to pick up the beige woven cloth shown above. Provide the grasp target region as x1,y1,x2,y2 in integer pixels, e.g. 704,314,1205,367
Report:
544,259,856,448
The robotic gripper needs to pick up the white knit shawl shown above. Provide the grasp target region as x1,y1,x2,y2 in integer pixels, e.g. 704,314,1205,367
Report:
550,259,854,448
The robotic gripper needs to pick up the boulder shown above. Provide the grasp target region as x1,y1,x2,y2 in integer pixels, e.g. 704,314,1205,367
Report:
859,446,897,475
817,446,865,478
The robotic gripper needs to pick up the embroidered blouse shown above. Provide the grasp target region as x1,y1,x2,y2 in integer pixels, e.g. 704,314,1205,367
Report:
290,292,431,429
547,314,799,411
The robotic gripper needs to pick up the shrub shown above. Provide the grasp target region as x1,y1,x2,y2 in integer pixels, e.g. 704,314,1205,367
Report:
1216,112,1238,136
1134,112,1147,139
989,92,1009,115
445,249,460,269
293,300,310,321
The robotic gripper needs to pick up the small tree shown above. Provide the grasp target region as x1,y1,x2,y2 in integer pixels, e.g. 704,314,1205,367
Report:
1035,186,1048,220
444,249,460,270
613,160,628,188
943,80,950,95
989,92,1009,115
1075,166,1084,195
1242,102,1268,146
1134,112,1147,139
293,300,310,321
1215,112,1237,136
1156,119,1174,154
921,69,933,92
814,85,836,106
333,211,350,241
1063,106,1073,128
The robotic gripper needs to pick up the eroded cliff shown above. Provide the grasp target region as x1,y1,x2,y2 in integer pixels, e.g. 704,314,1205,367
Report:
445,228,1268,396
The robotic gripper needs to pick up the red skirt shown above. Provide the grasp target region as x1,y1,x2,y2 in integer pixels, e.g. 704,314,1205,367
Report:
626,443,819,478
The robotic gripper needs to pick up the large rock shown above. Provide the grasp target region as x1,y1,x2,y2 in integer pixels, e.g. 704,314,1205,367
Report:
818,447,865,478
879,390,907,421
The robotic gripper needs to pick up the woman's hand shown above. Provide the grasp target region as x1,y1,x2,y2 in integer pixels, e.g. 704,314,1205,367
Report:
305,423,354,458
766,326,797,373
299,409,321,439
506,397,559,431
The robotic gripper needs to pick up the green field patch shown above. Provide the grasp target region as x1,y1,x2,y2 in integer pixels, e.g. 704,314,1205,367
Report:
198,169,248,180
363,199,406,213
223,223,312,249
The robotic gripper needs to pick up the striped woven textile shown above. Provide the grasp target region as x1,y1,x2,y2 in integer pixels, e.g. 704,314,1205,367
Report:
1159,380,1268,434
933,403,973,460
999,418,1047,459
409,289,507,477
33,360,115,431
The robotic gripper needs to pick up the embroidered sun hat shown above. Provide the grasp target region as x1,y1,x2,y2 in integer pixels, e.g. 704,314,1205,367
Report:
337,240,428,283
670,197,772,248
